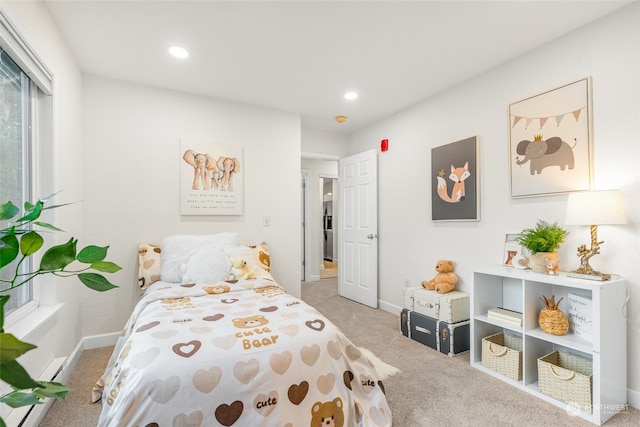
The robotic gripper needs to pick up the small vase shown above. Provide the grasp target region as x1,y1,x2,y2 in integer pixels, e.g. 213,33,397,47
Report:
529,252,558,273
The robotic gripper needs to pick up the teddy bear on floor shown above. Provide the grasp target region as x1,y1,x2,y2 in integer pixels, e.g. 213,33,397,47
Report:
422,260,458,294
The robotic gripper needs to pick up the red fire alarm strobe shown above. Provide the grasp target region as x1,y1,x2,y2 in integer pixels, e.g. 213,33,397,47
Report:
381,139,389,152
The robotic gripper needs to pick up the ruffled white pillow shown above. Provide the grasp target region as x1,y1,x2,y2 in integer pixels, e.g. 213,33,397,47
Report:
161,233,237,283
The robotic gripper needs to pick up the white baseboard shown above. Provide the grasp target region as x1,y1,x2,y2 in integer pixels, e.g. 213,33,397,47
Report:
15,333,120,427
628,387,640,410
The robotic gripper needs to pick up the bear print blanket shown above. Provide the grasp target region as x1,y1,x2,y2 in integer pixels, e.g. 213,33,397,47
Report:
94,277,391,426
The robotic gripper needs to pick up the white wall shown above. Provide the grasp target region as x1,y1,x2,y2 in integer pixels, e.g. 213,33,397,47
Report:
79,75,302,336
347,3,640,401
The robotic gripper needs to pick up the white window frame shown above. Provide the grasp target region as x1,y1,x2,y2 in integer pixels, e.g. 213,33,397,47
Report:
1,6,54,324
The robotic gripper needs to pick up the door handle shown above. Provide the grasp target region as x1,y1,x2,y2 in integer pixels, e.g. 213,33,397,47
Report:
367,234,378,239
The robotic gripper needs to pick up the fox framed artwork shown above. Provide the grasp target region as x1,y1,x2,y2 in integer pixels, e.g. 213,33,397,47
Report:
509,77,593,198
431,136,479,221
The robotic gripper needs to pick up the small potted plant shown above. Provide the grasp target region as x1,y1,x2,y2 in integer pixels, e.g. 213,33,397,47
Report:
517,220,569,273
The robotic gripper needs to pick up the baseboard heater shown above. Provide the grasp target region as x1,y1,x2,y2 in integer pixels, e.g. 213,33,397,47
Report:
4,357,66,427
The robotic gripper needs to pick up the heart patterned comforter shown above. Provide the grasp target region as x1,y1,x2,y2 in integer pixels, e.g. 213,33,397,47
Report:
96,278,391,426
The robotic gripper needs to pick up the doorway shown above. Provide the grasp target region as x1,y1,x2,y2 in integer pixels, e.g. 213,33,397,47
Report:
320,177,338,279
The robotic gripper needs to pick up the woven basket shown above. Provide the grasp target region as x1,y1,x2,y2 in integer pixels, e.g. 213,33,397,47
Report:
481,333,522,381
538,351,593,413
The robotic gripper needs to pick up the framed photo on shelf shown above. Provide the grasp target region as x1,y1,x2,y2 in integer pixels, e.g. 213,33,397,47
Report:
508,77,593,198
431,136,479,221
503,233,527,268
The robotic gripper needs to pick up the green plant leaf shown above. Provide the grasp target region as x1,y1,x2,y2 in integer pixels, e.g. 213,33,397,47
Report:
91,261,122,273
78,273,119,291
15,200,43,224
33,381,70,399
39,238,77,271
19,231,44,256
0,333,37,364
0,201,19,221
0,390,41,408
0,233,19,269
32,221,64,232
0,295,8,331
0,360,43,390
77,245,108,263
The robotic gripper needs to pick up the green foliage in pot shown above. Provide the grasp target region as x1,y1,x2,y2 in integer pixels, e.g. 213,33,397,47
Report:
0,194,120,427
516,219,569,254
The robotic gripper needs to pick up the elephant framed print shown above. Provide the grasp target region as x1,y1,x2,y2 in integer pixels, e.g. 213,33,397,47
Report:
180,139,243,215
509,77,593,198
431,136,479,221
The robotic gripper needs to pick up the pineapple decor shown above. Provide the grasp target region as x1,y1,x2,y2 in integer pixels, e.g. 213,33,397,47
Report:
539,295,569,336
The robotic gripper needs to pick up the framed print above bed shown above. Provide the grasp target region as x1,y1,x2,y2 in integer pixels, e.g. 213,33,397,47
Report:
509,77,593,198
431,136,479,221
181,139,243,215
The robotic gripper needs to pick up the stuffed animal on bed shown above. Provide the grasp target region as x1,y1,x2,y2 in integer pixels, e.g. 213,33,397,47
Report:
421,260,458,294
228,256,256,280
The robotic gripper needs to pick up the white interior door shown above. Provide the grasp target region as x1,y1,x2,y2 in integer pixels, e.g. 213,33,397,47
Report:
338,149,378,308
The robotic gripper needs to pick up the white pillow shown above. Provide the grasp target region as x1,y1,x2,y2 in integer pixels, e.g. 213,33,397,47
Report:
180,248,231,284
161,233,238,283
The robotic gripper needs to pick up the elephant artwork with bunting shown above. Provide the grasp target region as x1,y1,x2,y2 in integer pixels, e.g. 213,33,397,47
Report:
515,135,576,175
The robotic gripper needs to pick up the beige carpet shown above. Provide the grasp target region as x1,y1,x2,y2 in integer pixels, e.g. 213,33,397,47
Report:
39,278,640,426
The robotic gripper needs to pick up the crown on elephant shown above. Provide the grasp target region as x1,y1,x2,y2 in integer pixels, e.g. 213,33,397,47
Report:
533,134,543,141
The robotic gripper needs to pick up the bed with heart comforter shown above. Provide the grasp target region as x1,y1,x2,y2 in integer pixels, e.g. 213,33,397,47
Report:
95,276,392,426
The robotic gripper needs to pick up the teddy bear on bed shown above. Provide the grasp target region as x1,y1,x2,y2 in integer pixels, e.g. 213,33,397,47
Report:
228,256,256,280
421,260,458,294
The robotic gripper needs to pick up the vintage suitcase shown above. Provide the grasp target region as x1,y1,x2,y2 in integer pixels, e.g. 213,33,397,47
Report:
400,308,411,338
413,289,470,323
409,311,438,351
438,320,470,356
403,286,423,310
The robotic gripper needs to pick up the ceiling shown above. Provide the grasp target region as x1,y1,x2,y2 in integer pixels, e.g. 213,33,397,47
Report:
43,0,632,135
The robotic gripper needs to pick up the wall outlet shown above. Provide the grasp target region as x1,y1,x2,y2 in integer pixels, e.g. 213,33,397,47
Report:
263,215,271,226
404,278,411,288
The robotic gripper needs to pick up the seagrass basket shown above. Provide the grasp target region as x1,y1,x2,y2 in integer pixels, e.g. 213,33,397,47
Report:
481,333,522,381
538,351,593,413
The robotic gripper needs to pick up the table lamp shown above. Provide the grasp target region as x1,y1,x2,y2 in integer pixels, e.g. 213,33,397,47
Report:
564,190,627,280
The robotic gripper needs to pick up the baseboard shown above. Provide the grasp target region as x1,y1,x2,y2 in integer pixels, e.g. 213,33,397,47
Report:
17,333,120,427
378,299,401,316
628,387,640,410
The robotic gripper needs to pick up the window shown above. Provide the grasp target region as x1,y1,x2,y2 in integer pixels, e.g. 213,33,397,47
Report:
1,9,53,317
0,46,33,315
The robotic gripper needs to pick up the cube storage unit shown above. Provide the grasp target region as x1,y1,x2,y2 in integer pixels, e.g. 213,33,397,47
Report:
471,266,627,425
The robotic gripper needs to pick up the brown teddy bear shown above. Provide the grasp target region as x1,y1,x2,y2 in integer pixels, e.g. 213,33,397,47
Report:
421,260,458,294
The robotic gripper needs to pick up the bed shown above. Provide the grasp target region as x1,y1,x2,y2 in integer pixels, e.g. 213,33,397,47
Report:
93,233,392,426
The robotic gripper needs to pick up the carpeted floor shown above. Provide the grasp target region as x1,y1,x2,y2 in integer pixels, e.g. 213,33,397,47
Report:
39,278,639,426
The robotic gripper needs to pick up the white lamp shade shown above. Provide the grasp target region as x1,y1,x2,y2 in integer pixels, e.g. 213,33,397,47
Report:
565,190,627,225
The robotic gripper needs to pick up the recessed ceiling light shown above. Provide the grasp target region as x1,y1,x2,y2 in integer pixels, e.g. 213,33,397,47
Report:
344,91,358,100
168,45,189,59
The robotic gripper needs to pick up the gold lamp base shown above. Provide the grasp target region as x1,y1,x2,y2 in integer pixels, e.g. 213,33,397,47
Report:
567,269,610,281
569,224,611,281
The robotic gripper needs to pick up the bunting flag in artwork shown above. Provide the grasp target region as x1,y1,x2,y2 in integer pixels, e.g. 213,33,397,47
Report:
511,106,585,129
